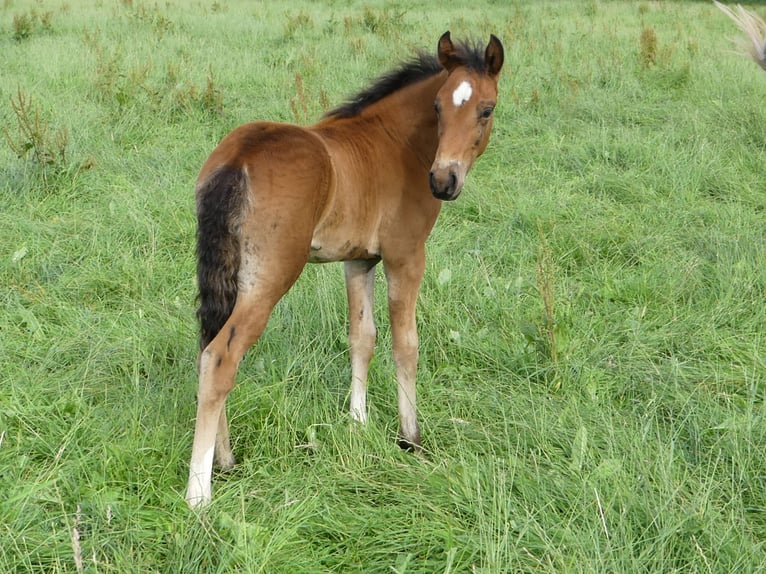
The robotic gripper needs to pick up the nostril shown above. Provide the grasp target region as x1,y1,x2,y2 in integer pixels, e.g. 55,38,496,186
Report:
448,171,457,189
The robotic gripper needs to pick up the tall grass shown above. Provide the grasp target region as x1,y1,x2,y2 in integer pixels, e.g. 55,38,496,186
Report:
1,0,764,572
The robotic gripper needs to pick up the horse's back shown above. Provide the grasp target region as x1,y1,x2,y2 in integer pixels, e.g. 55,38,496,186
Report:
198,122,333,211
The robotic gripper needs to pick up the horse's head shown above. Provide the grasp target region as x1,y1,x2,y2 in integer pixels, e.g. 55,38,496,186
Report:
430,32,503,201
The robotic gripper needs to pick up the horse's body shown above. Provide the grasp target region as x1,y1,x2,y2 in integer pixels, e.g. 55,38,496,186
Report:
186,32,504,506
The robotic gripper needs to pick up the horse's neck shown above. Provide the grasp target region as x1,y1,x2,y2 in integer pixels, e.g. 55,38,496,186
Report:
373,73,446,169
315,72,446,172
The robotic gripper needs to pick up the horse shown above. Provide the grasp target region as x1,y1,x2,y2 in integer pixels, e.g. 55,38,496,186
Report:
715,1,766,70
185,31,504,507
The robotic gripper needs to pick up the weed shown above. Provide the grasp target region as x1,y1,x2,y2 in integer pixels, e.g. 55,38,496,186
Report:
88,41,126,103
350,35,365,55
289,73,328,123
201,67,224,115
12,12,32,39
341,5,409,37
85,36,223,117
38,9,53,30
319,87,330,112
11,8,53,39
3,87,68,172
640,26,658,68
125,2,174,36
161,67,224,117
534,221,560,377
530,88,540,108
290,73,308,124
360,5,407,36
284,10,312,38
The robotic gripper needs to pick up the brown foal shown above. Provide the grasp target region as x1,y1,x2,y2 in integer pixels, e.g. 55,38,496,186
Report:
186,31,504,506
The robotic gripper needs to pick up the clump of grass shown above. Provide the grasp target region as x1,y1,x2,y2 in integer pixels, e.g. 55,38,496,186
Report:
3,87,69,172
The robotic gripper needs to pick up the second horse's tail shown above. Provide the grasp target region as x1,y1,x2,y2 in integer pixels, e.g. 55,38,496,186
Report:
715,1,766,70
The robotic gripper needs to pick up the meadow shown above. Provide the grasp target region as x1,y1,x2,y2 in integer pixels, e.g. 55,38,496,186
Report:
1,0,765,571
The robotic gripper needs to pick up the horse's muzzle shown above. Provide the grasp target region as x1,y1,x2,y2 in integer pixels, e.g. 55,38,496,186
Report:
429,169,461,201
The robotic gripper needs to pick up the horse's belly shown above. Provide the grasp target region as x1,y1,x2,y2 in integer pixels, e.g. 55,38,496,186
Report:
308,231,380,263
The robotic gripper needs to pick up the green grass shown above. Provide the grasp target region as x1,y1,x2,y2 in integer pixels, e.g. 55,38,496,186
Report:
1,0,765,571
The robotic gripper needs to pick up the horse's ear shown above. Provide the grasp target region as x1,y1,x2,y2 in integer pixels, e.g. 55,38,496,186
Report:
485,34,504,77
438,31,459,72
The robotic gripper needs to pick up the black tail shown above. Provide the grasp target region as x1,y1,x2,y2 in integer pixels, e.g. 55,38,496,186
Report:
195,165,249,351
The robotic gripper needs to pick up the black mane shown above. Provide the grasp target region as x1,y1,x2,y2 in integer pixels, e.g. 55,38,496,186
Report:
324,39,487,119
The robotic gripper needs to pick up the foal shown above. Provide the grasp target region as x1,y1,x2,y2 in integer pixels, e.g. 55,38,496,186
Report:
186,31,504,506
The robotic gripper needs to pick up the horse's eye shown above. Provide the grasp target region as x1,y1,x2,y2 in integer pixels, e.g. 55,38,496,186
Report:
481,107,494,119
433,102,441,115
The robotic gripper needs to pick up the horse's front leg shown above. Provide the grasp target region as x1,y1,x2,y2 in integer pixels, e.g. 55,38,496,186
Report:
384,251,426,451
344,260,378,423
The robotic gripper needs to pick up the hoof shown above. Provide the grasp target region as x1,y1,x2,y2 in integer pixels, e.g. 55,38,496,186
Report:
397,438,415,451
397,437,422,454
186,493,210,509
215,451,237,471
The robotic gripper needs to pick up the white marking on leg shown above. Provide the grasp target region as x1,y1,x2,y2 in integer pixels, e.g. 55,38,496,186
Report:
452,80,473,107
397,375,418,437
186,445,215,507
345,261,376,426
350,377,367,423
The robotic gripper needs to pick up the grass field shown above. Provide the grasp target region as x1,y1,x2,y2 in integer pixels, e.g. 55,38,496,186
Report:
1,0,765,572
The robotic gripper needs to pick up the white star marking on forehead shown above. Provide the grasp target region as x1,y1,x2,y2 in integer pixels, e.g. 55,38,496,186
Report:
452,80,473,107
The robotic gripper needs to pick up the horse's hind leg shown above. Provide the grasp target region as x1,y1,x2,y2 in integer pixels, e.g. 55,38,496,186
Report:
214,407,236,469
344,260,378,423
186,294,275,507
186,259,306,507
